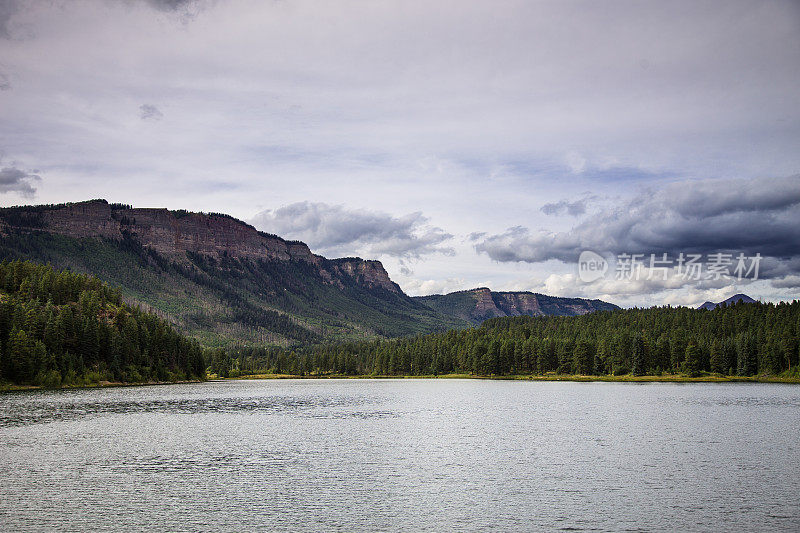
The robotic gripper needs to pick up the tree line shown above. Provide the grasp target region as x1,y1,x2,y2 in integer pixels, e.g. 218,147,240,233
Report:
219,300,799,378
0,260,206,387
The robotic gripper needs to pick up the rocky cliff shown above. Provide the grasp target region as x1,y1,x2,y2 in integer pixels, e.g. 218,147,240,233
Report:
0,199,399,293
415,287,619,324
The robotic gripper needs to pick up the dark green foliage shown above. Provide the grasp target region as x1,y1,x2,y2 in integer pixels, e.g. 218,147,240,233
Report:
736,333,758,376
573,339,594,375
228,300,799,377
0,260,206,387
684,341,702,376
631,335,646,376
709,339,725,374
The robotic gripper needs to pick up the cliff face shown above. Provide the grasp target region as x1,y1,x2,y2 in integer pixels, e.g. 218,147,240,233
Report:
24,200,317,262
415,287,619,324
328,258,402,293
0,199,398,293
472,287,506,319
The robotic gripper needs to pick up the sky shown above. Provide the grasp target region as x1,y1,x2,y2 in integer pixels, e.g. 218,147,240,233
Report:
1,0,799,307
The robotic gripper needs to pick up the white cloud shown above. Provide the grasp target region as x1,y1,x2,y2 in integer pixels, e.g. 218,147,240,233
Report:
398,277,467,298
250,201,453,259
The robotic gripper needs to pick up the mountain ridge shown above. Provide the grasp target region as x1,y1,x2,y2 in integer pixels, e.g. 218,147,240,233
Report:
0,199,400,294
0,199,620,346
415,286,620,325
0,199,460,346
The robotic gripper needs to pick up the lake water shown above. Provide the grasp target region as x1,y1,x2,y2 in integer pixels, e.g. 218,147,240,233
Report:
1,379,799,532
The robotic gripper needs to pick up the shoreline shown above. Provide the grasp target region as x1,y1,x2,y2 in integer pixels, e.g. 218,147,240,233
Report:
222,373,800,384
4,374,799,392
0,379,205,393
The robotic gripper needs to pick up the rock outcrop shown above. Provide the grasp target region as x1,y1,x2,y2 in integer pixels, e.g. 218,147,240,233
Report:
0,199,399,293
415,287,619,324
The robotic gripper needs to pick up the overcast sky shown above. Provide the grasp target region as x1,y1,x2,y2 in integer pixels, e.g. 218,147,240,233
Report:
1,0,799,306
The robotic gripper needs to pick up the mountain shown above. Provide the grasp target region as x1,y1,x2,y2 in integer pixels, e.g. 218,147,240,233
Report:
414,287,620,325
698,293,757,310
0,200,467,347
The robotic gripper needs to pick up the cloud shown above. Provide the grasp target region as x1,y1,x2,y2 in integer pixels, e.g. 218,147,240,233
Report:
139,104,163,121
476,175,800,278
250,202,454,259
399,277,466,297
541,197,592,217
0,165,41,197
771,275,800,290
146,0,196,10
475,225,581,264
0,71,9,91
142,0,208,22
0,0,19,39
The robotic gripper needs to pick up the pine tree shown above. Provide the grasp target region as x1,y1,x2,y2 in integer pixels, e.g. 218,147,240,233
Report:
684,341,702,377
631,335,646,376
573,340,594,375
709,339,725,374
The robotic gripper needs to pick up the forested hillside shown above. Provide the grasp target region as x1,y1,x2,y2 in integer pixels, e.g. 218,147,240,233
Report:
221,300,800,378
0,200,466,347
0,260,206,388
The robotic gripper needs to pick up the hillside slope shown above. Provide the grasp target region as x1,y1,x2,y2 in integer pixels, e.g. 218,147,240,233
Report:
415,287,619,325
0,260,206,387
0,200,466,347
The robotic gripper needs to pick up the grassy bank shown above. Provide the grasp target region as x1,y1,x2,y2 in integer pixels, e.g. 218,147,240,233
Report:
0,379,204,393
221,372,800,383
6,373,797,391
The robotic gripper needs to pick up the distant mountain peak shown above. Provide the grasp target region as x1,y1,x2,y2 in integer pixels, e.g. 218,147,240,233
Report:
415,287,619,324
698,293,756,310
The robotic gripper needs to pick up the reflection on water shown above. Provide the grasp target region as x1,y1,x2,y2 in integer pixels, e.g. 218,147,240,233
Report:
1,379,799,532
0,389,396,427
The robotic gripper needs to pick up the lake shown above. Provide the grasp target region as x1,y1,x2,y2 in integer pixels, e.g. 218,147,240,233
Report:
1,379,799,532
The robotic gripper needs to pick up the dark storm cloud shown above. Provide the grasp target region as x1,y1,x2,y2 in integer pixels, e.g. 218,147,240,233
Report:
541,198,591,217
146,0,196,10
139,104,163,121
250,202,454,259
475,176,800,277
0,165,41,197
0,0,19,39
771,275,800,290
143,0,208,20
